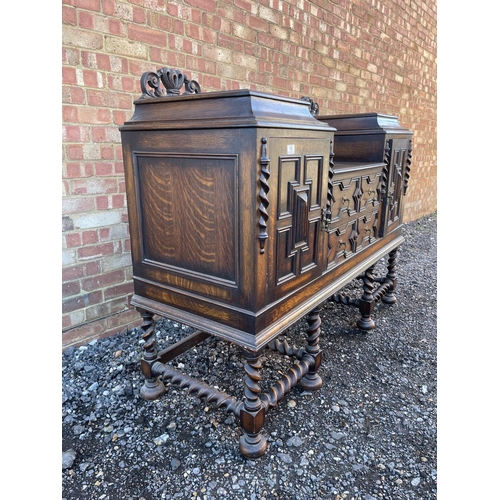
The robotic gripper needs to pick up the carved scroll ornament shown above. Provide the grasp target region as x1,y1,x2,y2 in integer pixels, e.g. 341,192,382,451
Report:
140,67,202,99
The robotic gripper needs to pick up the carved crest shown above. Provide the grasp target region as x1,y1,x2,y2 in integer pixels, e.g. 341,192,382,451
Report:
300,96,320,116
140,67,202,99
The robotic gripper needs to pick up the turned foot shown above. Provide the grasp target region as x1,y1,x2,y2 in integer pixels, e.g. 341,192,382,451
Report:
140,376,166,400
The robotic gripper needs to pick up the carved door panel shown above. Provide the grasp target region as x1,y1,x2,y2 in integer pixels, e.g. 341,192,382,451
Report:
326,164,382,269
269,137,330,294
380,138,408,236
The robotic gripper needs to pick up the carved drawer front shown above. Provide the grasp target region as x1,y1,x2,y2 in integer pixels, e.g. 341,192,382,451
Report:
326,163,383,269
272,138,330,289
326,208,380,268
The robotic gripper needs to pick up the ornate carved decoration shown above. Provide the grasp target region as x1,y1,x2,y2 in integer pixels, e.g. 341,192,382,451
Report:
258,138,271,254
300,96,320,116
403,139,412,195
152,361,242,415
137,308,166,400
300,307,323,390
323,138,335,230
261,357,312,410
268,338,306,359
140,67,201,99
381,139,391,198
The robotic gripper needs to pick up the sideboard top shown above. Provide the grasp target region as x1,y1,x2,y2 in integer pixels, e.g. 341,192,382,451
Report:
120,88,336,132
318,112,412,135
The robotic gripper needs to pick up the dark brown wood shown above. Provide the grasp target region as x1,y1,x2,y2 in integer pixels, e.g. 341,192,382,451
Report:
239,350,267,458
381,247,399,304
157,330,210,364
317,112,413,331
120,68,413,458
300,307,323,390
136,309,165,400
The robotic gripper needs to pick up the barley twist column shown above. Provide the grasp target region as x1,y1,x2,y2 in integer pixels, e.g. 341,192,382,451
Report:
300,307,323,391
382,247,399,305
357,264,376,333
137,308,166,400
239,350,267,458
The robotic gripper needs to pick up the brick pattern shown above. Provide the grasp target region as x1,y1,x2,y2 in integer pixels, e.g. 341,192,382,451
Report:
62,0,437,349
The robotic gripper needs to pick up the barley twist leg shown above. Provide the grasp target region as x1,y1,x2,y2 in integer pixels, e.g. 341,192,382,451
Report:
239,350,267,458
300,307,323,391
137,308,166,400
381,247,399,305
357,264,376,332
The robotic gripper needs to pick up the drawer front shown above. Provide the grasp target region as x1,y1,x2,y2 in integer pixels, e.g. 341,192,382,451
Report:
326,164,383,269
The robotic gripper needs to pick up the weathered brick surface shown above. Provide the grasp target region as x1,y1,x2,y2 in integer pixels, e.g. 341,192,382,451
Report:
62,0,437,349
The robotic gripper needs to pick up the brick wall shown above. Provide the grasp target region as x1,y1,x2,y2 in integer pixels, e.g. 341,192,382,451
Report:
62,0,437,349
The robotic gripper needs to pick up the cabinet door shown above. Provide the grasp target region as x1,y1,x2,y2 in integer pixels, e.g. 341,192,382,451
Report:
380,137,409,236
266,136,330,298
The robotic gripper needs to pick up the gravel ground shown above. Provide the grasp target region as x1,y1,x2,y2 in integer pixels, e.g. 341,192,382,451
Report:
62,214,437,500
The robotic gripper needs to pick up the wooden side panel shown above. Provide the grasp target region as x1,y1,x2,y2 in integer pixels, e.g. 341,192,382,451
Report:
134,153,238,285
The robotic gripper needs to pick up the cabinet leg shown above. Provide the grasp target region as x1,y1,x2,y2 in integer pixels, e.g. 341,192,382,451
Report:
357,264,376,333
382,247,399,305
239,350,267,458
137,308,166,401
300,307,323,391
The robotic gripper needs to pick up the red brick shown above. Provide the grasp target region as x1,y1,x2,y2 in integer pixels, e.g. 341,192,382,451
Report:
82,230,99,245
247,15,268,32
63,265,85,281
62,290,102,314
84,261,101,276
78,242,115,260
185,0,216,13
66,145,84,160
65,232,82,248
112,194,125,208
100,146,116,161
79,11,93,29
104,281,134,300
128,24,166,46
108,19,124,35
82,269,125,292
72,0,101,11
99,227,111,240
133,7,146,23
95,162,114,176
62,67,77,85
63,280,81,297
102,0,115,16
63,6,77,25
96,196,110,210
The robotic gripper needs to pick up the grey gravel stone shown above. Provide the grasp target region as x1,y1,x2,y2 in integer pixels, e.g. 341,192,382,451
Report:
286,435,304,447
277,452,293,463
62,215,437,500
62,449,76,470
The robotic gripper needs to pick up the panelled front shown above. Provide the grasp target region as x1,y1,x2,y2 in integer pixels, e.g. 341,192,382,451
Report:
326,163,384,269
380,137,411,236
266,136,331,299
121,128,256,316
